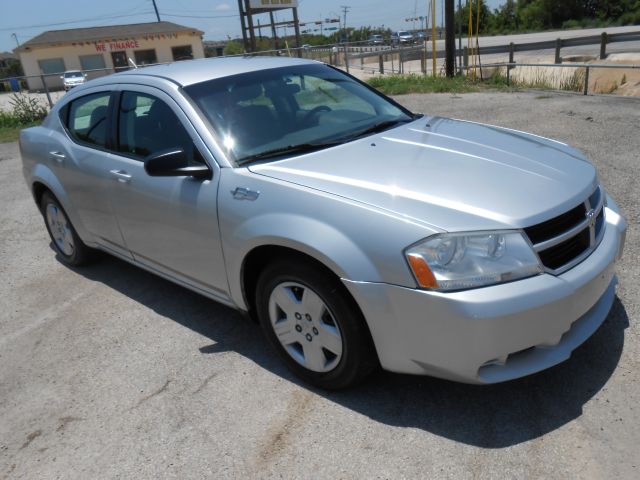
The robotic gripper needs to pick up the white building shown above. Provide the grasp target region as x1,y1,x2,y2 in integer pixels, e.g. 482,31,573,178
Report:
16,21,205,91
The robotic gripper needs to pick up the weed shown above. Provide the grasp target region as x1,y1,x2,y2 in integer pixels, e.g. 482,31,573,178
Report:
8,93,49,124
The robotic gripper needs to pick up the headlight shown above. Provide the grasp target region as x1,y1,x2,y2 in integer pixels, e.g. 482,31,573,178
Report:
405,231,543,291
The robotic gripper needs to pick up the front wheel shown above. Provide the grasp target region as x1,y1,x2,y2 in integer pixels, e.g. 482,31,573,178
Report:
255,259,377,390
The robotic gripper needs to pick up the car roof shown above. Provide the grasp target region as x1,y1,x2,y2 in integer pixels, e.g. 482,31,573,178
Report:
112,55,321,87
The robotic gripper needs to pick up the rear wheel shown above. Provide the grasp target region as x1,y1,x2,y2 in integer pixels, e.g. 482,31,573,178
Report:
255,259,377,389
40,192,94,266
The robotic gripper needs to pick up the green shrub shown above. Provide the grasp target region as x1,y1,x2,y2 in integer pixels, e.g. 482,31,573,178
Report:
8,93,49,124
0,110,21,128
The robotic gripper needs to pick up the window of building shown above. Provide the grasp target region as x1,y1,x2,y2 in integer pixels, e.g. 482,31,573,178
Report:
133,49,157,66
79,54,106,71
37,58,65,74
171,45,193,61
66,92,112,148
117,91,199,162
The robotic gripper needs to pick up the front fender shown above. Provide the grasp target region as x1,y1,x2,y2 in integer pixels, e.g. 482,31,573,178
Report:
225,213,379,309
219,168,437,311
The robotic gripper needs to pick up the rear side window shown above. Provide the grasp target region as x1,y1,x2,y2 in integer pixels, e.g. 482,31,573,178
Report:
66,92,111,148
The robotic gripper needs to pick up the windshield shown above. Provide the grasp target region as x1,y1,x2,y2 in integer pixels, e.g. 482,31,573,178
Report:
64,71,83,78
398,31,411,36
184,64,413,165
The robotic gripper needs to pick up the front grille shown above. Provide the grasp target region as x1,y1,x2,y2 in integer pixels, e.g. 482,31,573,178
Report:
537,228,590,270
524,204,586,245
524,186,604,273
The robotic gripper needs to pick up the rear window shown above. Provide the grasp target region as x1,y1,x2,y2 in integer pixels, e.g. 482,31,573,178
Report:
64,92,111,148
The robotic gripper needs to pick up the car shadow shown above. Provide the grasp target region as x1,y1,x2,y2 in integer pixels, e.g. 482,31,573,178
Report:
60,252,628,449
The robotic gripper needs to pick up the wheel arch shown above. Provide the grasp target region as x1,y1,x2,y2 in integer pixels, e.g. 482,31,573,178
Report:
240,244,351,321
29,165,92,244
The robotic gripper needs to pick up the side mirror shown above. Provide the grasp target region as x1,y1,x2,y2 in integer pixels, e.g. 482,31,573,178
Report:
144,148,211,179
83,73,87,78
59,75,64,79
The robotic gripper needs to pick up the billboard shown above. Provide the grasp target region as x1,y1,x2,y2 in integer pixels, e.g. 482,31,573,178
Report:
249,0,298,9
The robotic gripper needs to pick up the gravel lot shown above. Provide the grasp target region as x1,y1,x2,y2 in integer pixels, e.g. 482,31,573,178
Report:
1,91,638,479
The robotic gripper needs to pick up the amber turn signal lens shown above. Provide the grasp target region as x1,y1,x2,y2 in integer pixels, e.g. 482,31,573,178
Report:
407,253,439,289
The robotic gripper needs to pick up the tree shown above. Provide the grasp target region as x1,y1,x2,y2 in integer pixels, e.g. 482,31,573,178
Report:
455,0,494,35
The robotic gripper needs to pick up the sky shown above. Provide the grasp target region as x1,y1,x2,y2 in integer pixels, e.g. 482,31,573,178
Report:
1,0,505,52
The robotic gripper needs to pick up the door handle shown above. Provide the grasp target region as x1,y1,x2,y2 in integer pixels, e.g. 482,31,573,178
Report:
49,151,66,163
109,169,132,183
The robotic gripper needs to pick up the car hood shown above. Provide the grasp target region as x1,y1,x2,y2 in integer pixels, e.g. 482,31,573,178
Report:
249,117,598,232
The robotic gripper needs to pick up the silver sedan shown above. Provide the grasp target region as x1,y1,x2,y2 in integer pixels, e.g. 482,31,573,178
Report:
20,57,627,389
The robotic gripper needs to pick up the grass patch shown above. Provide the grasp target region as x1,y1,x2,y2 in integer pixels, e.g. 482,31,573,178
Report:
367,75,482,95
0,122,39,143
367,71,523,95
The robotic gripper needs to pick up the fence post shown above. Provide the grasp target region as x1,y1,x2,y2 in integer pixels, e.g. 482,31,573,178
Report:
509,42,515,65
600,32,608,60
555,38,562,64
343,44,350,73
583,66,590,95
379,54,384,74
463,47,469,70
40,74,53,108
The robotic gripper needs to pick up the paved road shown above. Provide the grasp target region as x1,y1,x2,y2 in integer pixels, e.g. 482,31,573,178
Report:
1,91,639,479
348,25,640,52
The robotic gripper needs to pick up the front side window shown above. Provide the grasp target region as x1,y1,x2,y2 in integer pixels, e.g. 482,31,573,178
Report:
184,64,413,165
66,92,111,148
117,91,197,161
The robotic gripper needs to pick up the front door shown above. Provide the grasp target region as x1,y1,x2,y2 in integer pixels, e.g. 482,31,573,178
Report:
106,87,229,299
111,51,128,72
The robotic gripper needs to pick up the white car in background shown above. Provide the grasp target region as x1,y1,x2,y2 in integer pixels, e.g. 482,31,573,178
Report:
61,70,87,91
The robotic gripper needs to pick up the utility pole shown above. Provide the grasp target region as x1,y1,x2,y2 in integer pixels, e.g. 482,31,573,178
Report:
340,5,350,43
431,0,436,76
151,0,161,22
458,0,462,73
445,0,455,77
340,5,350,72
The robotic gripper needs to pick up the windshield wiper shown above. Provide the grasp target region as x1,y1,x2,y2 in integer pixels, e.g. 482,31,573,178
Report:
236,140,342,166
343,118,413,141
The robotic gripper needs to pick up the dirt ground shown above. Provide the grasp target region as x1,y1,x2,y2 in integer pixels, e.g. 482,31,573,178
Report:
1,91,639,479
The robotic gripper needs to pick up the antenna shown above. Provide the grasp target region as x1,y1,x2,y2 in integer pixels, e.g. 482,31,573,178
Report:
128,58,138,69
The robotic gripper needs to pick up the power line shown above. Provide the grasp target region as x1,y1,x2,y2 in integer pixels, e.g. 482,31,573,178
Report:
0,5,153,32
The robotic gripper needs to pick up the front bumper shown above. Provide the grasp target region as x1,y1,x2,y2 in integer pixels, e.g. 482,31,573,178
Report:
343,202,627,384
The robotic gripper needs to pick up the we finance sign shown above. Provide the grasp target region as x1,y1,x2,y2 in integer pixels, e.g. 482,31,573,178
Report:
249,0,298,8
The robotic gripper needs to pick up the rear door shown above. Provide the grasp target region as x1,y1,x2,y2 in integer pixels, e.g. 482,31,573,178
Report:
106,86,229,299
56,89,131,257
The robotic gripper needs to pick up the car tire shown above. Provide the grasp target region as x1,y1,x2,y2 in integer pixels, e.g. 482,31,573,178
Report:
255,259,378,390
40,191,94,266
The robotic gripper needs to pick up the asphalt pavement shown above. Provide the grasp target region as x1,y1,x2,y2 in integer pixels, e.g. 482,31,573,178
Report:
1,91,638,479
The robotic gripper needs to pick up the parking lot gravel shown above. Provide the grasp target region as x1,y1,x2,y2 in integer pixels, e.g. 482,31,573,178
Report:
1,91,638,479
